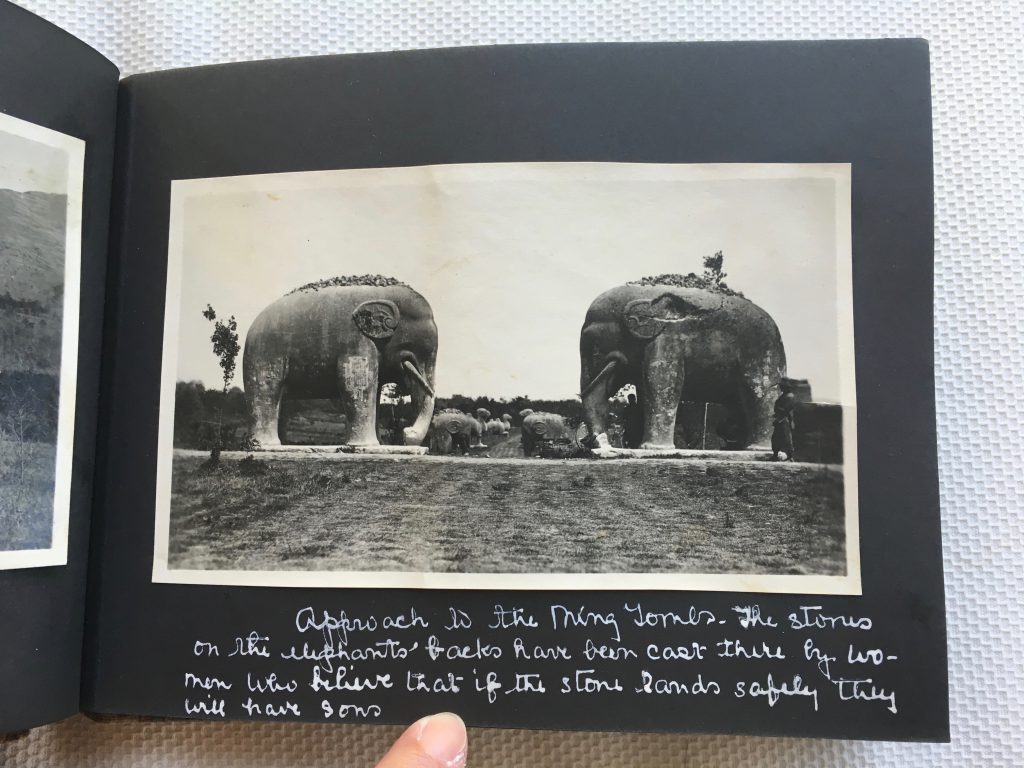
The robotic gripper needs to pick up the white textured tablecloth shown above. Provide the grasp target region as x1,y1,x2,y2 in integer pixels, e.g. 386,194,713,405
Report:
4,1,1022,765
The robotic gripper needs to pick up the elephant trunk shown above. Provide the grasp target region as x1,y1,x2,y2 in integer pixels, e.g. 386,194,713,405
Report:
581,355,622,398
400,353,435,445
581,351,627,444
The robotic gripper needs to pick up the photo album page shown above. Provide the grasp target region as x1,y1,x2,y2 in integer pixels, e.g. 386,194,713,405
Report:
80,41,947,742
0,0,118,734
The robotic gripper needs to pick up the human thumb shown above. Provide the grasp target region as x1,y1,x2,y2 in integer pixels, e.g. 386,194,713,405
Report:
374,712,468,768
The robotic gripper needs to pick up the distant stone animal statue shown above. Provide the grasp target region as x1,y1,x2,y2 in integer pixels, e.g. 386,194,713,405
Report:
243,276,437,447
484,418,506,435
500,413,513,434
579,278,786,450
520,411,575,456
429,408,482,454
472,408,491,447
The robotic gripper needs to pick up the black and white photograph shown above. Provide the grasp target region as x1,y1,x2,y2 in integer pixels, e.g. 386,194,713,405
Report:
154,162,857,592
0,112,83,570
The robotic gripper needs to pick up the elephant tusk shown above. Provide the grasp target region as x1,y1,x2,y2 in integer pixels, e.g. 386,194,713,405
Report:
402,360,435,397
580,357,620,398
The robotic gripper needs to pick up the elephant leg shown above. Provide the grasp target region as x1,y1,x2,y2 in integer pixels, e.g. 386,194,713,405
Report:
246,356,287,447
727,383,773,450
335,349,380,446
403,380,434,447
432,429,451,455
640,334,685,449
744,383,776,449
719,398,750,450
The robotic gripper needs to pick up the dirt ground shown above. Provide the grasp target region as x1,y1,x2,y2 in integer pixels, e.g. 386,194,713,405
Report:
167,443,847,575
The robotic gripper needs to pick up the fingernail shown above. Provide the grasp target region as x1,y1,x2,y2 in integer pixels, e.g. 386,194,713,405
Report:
415,712,468,768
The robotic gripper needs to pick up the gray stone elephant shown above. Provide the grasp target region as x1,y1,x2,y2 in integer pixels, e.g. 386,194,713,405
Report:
579,278,786,450
242,276,437,447
520,411,575,456
429,409,482,454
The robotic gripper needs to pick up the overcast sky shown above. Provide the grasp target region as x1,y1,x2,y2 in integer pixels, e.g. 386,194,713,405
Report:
171,163,851,403
0,123,70,194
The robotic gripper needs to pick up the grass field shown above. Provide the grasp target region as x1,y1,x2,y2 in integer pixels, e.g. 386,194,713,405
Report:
167,448,846,576
0,439,55,551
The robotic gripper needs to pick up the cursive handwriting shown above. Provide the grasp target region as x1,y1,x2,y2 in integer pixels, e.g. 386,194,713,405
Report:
184,601,903,724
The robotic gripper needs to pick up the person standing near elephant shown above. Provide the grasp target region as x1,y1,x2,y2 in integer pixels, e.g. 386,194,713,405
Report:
623,393,643,449
771,380,797,461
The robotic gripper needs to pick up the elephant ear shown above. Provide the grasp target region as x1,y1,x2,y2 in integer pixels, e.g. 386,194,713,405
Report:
623,292,722,339
352,299,400,340
442,415,464,434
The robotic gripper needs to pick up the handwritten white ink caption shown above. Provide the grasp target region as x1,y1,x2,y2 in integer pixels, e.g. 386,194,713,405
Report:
182,603,899,719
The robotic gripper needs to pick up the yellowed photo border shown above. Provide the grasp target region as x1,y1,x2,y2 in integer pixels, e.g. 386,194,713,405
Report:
0,113,84,570
153,162,858,593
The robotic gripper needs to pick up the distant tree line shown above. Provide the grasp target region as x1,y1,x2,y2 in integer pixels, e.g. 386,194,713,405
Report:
173,381,251,450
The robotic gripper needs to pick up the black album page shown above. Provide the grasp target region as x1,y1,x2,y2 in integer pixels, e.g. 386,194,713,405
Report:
83,41,947,741
0,0,118,733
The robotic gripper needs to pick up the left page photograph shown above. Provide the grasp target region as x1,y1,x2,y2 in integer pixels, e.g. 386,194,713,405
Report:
0,112,84,570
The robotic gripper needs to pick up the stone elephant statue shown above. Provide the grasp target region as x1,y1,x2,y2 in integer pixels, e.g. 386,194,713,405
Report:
242,276,437,447
520,411,575,456
429,409,482,454
579,279,786,450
